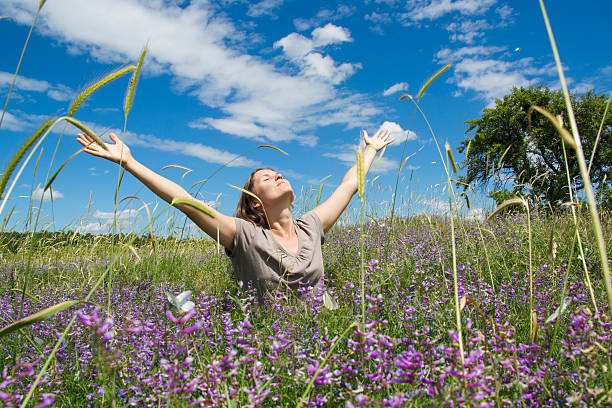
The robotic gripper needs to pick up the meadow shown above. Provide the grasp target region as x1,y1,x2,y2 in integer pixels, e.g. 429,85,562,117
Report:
0,209,611,407
1,1,611,407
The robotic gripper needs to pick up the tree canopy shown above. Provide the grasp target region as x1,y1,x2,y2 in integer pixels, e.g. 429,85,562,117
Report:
458,86,611,208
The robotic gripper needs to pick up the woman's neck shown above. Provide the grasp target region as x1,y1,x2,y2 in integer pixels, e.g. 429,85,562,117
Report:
267,206,294,238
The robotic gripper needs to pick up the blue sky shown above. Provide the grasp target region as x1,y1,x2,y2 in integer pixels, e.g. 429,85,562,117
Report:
1,0,610,235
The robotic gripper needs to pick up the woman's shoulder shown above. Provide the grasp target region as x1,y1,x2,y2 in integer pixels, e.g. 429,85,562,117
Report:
296,211,323,236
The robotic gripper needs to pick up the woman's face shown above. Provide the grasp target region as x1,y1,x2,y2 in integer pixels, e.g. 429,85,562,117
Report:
250,169,294,207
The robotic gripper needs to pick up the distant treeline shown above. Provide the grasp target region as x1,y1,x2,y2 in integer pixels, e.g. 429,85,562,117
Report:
0,231,201,254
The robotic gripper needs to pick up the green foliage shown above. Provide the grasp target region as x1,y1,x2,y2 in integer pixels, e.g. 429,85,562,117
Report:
459,86,611,207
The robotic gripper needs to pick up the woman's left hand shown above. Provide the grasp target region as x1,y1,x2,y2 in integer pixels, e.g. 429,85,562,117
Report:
362,129,394,152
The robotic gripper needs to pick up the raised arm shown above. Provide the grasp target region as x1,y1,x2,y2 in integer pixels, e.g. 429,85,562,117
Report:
77,132,237,250
313,129,393,233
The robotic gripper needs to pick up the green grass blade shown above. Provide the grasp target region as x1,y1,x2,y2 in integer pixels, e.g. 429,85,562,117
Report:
539,0,612,316
191,179,208,189
171,197,215,218
257,144,289,155
162,164,193,178
486,197,526,223
0,118,53,200
44,145,90,192
0,300,84,338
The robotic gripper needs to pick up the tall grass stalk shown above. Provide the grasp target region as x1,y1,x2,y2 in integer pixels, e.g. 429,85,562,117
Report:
539,0,611,317
390,65,450,223
357,147,366,325
0,1,46,130
560,139,598,313
108,46,148,312
401,94,465,366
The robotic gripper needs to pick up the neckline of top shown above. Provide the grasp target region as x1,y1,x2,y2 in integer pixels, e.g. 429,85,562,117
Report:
268,219,301,257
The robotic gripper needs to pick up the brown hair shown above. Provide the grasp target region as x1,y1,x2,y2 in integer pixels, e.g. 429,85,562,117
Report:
234,168,273,229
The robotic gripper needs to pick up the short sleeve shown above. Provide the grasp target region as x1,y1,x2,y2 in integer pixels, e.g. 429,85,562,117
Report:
299,211,325,245
225,217,256,258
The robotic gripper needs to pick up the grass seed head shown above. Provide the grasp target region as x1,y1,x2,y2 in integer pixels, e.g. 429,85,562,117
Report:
68,65,135,117
417,64,451,100
356,147,364,201
124,45,148,118
445,142,458,174
64,117,107,151
528,105,576,149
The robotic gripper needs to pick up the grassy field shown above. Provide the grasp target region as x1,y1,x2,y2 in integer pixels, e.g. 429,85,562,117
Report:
0,209,611,407
1,1,611,406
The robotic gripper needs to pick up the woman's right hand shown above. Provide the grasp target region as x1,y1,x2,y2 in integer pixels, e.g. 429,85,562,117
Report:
77,132,133,166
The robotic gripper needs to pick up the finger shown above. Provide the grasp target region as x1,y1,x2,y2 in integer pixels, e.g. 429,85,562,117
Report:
76,135,90,147
109,132,120,144
78,133,94,144
76,136,96,149
361,129,369,140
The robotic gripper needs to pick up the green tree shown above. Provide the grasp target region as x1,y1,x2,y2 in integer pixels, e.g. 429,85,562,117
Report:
459,86,611,208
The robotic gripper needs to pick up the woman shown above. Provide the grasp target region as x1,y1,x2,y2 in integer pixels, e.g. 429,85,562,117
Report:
77,129,393,298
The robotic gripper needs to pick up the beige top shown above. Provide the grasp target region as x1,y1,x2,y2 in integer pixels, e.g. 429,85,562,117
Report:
225,211,325,297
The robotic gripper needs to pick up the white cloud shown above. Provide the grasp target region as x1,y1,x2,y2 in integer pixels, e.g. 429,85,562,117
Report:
445,19,490,44
83,121,264,167
454,58,534,101
247,0,284,18
1,111,25,131
120,129,262,168
274,24,359,85
302,53,360,84
377,121,417,146
423,197,485,219
274,32,314,59
1,110,53,132
404,0,497,22
323,143,399,174
435,46,506,64
496,5,513,24
364,12,392,34
274,23,353,58
383,82,409,96
365,11,392,24
0,1,374,145
92,208,138,221
31,187,64,202
311,23,352,46
0,71,73,101
423,198,450,214
76,208,139,233
465,207,486,221
435,46,560,103
293,6,355,31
